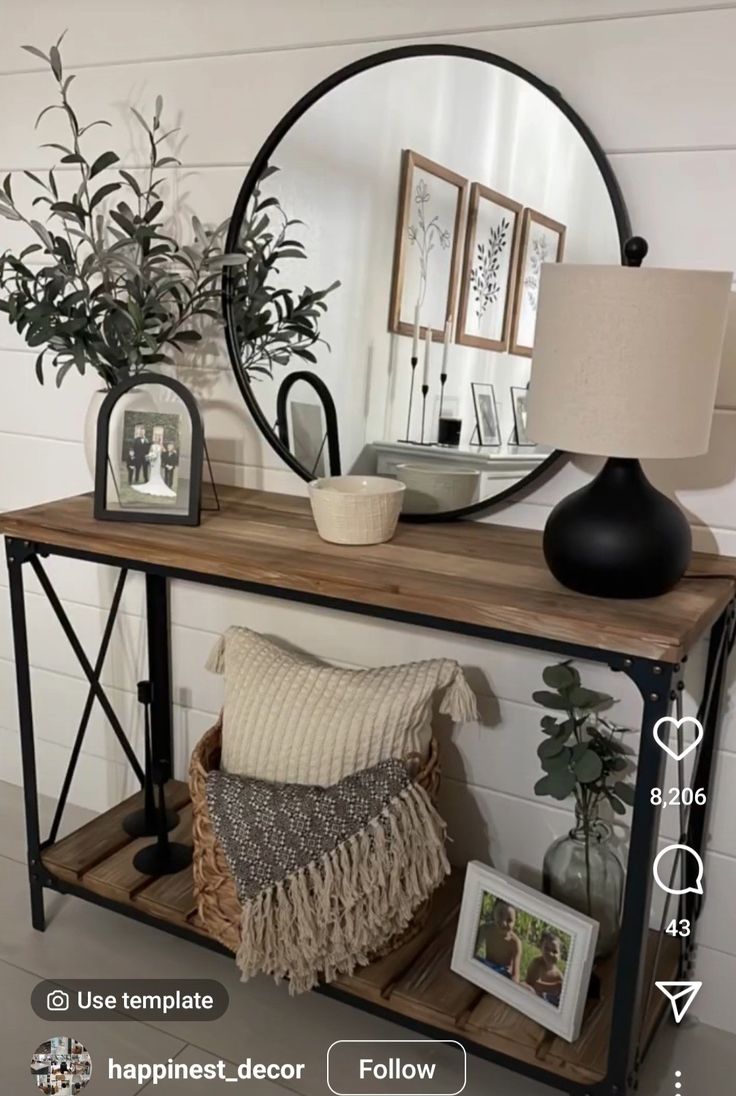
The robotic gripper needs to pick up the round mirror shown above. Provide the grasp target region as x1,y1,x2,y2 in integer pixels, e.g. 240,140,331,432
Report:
224,45,630,519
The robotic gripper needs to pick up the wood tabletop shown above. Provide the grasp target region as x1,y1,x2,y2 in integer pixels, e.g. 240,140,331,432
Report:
2,486,735,661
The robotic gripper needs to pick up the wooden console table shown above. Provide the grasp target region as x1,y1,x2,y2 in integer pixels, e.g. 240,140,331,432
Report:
3,486,734,1096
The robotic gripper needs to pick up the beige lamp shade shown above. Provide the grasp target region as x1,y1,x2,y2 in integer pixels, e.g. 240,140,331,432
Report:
526,264,732,458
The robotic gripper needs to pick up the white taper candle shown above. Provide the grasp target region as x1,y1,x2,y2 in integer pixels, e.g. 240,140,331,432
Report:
412,302,420,359
442,317,452,372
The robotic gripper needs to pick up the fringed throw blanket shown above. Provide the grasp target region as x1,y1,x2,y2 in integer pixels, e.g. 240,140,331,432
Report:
206,758,450,993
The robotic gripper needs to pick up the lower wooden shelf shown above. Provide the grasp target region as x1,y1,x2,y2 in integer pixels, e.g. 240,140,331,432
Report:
41,790,679,1089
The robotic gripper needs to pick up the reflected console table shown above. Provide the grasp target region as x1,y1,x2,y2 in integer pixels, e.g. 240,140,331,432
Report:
3,486,734,1096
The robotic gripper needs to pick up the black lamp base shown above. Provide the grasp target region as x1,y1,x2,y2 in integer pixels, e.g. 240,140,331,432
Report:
543,458,692,599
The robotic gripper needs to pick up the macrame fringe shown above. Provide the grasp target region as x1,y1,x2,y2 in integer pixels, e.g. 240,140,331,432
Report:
206,633,226,675
439,665,478,722
235,781,450,994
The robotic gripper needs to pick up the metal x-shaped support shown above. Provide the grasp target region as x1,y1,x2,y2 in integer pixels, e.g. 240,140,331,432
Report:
41,564,145,844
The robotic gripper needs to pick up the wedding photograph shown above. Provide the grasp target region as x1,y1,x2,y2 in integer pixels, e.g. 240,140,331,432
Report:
117,409,182,509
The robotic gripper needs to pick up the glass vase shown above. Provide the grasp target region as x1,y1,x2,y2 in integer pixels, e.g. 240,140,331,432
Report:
543,809,624,958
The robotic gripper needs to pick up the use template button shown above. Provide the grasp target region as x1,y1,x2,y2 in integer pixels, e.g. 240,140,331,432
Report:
327,1040,466,1095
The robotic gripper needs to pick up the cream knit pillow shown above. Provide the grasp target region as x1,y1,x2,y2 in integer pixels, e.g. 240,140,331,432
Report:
206,626,477,785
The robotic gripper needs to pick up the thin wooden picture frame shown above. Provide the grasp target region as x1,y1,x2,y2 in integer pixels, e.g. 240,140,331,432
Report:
388,149,468,341
471,382,502,447
509,208,567,358
457,184,523,351
451,861,598,1043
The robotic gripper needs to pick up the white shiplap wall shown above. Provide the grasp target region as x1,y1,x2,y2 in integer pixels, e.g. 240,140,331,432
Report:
2,0,736,1032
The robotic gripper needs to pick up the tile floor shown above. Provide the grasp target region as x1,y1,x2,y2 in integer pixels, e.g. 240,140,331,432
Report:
1,781,733,1094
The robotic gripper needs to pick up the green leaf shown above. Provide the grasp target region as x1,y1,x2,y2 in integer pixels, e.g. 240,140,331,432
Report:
89,182,121,211
532,690,569,711
534,776,556,797
119,170,142,197
22,45,49,63
606,792,627,816
568,686,613,712
542,768,577,800
541,749,571,774
574,750,603,784
50,201,85,225
614,781,636,807
49,45,63,81
538,737,566,759
30,221,53,249
90,151,119,178
60,153,86,165
542,663,580,691
55,361,73,387
34,352,45,384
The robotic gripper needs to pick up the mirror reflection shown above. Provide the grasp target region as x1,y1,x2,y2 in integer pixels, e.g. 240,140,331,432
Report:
227,52,626,516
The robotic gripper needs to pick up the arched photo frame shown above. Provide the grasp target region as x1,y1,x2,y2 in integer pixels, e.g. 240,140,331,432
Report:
94,372,205,526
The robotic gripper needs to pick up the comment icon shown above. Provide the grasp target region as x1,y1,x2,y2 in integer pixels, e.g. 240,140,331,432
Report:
653,844,704,896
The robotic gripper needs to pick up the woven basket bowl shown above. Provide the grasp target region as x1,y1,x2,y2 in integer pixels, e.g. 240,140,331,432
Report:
189,719,441,958
308,475,406,545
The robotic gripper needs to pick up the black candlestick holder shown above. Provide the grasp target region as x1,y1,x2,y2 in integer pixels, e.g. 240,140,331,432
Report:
420,383,430,444
132,757,193,876
129,682,192,877
122,681,178,838
398,355,418,442
438,372,447,420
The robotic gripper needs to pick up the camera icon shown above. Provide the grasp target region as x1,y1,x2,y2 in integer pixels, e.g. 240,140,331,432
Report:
47,990,70,1012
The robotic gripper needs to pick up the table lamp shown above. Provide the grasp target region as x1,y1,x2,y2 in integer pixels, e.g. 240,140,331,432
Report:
526,245,732,598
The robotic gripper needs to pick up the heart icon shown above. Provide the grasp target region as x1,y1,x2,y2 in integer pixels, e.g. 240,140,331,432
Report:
653,716,703,762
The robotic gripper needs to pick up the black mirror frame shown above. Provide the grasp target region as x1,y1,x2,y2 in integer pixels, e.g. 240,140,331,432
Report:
223,43,632,522
94,371,204,526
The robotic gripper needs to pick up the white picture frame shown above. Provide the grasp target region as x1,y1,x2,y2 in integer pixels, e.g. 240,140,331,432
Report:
450,862,598,1043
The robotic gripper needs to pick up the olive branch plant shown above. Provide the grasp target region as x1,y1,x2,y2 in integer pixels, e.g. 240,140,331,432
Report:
0,34,338,391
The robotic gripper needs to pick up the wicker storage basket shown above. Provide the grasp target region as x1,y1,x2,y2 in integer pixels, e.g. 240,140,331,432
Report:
189,718,441,957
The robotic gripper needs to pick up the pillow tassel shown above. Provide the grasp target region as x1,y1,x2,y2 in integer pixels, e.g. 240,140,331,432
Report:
439,665,478,722
205,633,226,675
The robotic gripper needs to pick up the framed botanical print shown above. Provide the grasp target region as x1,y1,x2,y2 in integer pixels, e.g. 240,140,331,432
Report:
388,149,468,341
509,209,566,357
457,184,522,351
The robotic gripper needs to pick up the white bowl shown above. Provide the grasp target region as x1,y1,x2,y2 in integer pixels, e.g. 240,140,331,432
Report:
395,463,480,513
308,475,406,545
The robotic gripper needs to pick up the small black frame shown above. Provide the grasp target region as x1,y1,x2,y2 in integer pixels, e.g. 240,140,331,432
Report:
222,43,632,523
94,372,204,526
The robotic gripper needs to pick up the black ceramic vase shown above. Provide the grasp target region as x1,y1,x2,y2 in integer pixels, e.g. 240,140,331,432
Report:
543,458,692,599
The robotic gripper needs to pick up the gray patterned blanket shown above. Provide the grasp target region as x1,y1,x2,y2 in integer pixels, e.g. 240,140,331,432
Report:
206,758,449,993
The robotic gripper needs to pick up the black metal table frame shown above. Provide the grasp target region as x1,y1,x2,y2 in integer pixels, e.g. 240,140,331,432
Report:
5,532,734,1096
